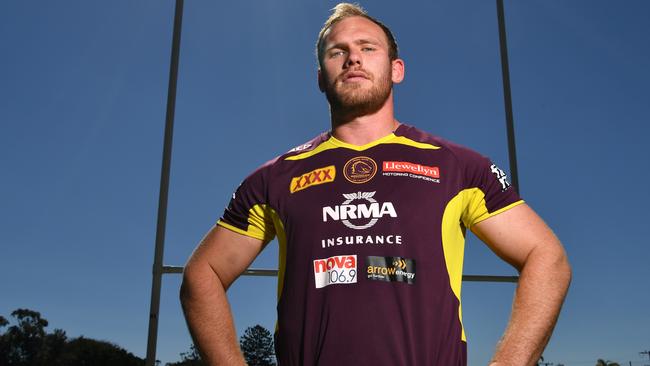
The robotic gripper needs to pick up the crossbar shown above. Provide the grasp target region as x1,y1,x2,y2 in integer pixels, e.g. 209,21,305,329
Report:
162,266,518,283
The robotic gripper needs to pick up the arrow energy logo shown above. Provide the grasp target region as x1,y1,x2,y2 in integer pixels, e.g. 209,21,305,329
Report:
366,256,416,284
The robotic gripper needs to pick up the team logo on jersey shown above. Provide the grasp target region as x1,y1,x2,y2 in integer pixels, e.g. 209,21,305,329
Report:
290,165,336,193
490,164,511,191
313,255,358,289
343,156,377,184
322,191,397,230
382,161,441,183
366,256,416,284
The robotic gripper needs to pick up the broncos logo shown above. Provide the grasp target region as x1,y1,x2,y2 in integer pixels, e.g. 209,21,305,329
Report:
344,156,377,184
350,161,373,174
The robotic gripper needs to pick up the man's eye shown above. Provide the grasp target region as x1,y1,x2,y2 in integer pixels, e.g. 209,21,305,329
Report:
330,50,346,58
362,47,375,52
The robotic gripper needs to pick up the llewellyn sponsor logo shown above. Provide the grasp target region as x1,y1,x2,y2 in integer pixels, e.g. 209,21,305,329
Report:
290,165,336,193
344,156,377,184
382,161,440,183
366,255,416,284
322,191,397,230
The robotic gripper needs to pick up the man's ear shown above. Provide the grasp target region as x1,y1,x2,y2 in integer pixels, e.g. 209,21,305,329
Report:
391,58,405,84
318,69,325,92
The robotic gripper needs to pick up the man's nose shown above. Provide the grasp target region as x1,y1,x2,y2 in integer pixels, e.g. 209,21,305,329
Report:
345,49,362,67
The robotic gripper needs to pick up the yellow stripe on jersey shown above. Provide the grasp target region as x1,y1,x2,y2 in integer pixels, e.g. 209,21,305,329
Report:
285,134,439,161
216,220,264,240
273,210,287,301
216,204,277,243
273,210,287,333
385,136,440,150
440,191,469,342
327,133,401,151
469,200,525,227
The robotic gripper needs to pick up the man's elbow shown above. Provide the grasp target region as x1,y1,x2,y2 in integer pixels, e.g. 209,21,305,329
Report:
539,242,572,291
524,241,572,288
180,261,212,308
180,259,230,306
555,248,572,289
179,263,197,309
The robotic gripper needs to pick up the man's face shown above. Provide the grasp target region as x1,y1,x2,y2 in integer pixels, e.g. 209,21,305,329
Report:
319,16,403,114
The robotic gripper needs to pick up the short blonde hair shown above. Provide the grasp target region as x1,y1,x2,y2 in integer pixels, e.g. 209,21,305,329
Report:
316,3,399,67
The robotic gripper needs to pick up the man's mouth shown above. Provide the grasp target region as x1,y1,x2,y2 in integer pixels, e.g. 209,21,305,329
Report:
342,71,369,82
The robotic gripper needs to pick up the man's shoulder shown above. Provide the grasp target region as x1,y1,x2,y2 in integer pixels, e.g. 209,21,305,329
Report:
397,124,483,161
249,131,331,174
280,131,331,159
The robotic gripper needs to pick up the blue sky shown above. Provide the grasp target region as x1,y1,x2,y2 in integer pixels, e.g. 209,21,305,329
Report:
1,1,649,365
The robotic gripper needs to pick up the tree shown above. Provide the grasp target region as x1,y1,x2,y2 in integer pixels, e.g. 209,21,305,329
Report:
0,308,144,366
2,309,49,366
596,359,620,366
166,344,203,366
0,315,9,366
58,337,144,366
33,328,68,366
239,325,275,366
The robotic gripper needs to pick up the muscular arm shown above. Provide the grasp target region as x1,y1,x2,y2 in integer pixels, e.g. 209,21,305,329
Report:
471,203,571,366
180,224,266,366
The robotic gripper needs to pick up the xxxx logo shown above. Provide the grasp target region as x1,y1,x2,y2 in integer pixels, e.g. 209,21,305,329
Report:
290,165,336,193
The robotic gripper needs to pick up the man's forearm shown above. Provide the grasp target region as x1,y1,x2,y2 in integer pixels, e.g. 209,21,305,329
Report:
180,263,246,366
489,246,571,366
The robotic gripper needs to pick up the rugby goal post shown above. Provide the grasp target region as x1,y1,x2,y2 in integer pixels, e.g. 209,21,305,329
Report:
145,1,520,365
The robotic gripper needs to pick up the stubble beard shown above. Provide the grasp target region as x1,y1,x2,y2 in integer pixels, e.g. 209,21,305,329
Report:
324,65,393,119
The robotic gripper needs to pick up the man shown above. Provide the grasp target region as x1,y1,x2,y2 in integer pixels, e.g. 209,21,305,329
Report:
180,3,571,366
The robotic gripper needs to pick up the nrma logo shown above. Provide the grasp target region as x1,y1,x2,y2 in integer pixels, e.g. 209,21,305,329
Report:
322,191,397,230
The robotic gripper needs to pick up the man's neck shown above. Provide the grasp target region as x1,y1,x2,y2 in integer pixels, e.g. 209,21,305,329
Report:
330,98,399,146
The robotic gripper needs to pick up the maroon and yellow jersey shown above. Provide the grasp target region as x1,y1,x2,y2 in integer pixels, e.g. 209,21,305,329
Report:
218,124,522,366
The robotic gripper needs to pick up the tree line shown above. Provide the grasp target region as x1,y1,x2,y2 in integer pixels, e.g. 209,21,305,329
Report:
168,324,275,366
0,308,275,366
1,308,627,366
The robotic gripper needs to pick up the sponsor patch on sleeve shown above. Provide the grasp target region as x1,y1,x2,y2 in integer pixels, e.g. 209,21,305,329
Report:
365,256,416,284
313,255,358,289
490,164,511,191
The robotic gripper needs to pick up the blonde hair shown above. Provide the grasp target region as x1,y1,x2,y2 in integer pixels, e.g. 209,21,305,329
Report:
316,3,399,67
